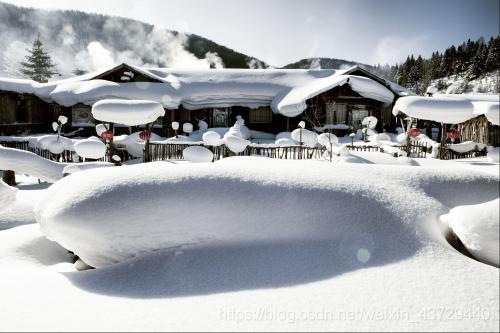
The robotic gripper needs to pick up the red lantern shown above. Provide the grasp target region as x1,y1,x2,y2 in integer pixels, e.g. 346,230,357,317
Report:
408,128,421,138
101,130,113,141
447,129,460,140
139,130,152,141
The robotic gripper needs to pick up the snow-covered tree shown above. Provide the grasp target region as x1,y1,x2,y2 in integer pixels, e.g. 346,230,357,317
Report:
19,34,59,82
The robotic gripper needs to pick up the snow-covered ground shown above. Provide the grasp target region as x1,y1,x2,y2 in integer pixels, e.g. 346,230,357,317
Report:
428,70,499,94
0,152,498,331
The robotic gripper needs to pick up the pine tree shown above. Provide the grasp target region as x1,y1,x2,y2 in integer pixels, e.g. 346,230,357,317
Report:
468,43,488,79
485,36,500,72
19,34,59,82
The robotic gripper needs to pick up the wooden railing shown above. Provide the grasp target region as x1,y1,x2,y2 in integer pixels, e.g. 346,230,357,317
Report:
439,145,488,160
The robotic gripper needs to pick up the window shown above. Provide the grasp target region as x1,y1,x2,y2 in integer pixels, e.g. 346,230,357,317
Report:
212,108,229,127
325,103,347,124
351,107,369,128
72,105,93,126
249,107,272,123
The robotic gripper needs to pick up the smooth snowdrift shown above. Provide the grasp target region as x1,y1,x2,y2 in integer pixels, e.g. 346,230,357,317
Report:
63,162,115,175
92,99,165,126
35,157,499,269
0,146,67,183
441,199,499,267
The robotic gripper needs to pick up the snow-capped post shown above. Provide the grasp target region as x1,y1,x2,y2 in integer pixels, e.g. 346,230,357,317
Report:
407,127,421,157
349,132,356,149
183,122,193,137
298,121,305,146
92,99,165,163
447,128,461,142
139,125,152,162
171,122,179,138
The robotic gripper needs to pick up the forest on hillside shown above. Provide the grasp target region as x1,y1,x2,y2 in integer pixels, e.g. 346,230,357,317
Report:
372,36,500,94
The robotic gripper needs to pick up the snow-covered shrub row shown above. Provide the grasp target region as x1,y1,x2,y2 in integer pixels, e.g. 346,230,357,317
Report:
34,157,499,268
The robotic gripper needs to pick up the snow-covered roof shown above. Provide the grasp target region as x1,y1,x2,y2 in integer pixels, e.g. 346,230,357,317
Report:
0,64,396,118
393,94,500,125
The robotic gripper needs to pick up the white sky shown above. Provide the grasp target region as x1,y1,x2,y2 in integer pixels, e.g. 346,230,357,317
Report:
2,0,499,66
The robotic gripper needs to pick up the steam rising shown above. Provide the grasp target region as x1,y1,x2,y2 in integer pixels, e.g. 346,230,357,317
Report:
0,3,225,78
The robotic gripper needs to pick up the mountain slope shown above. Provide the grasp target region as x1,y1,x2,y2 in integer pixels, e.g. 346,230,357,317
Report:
282,57,374,70
0,1,268,78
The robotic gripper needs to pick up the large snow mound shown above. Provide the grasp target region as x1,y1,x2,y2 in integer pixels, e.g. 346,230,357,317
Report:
35,157,499,268
441,198,499,267
92,99,165,126
0,146,67,183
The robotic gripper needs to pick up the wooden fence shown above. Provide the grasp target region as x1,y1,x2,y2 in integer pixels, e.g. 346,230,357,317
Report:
0,140,134,163
438,145,488,160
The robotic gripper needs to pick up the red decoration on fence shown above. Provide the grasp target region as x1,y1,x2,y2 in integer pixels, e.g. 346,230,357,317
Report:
139,130,152,141
447,129,460,140
408,128,421,138
101,130,113,141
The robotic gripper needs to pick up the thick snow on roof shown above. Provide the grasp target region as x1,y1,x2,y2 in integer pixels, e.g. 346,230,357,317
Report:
0,64,395,117
393,94,500,124
92,99,165,126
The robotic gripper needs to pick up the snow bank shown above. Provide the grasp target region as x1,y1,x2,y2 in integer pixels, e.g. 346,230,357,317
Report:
0,180,17,213
441,199,499,267
183,146,214,163
35,157,500,269
63,162,115,175
92,99,165,126
0,146,67,182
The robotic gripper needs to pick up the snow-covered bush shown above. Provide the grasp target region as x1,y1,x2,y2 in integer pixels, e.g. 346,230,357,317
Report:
224,135,250,153
317,133,339,149
183,146,214,163
202,131,223,146
74,139,106,160
291,128,317,148
361,116,378,129
275,138,296,146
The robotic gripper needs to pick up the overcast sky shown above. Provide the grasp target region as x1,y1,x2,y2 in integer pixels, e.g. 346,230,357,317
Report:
3,0,499,66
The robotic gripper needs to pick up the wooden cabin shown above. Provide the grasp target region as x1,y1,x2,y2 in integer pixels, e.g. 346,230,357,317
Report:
0,64,401,137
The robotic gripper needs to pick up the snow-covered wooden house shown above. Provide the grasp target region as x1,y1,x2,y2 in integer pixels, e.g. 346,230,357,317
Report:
393,94,500,148
0,63,409,136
